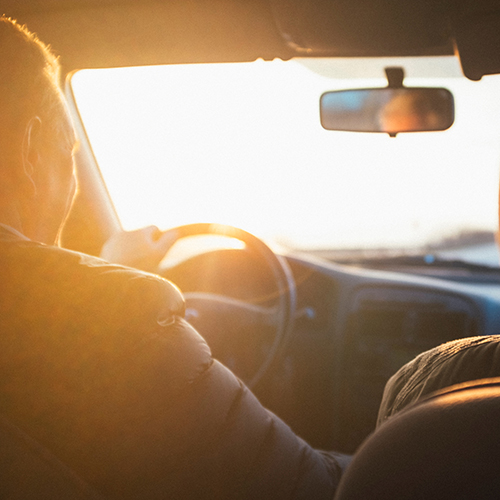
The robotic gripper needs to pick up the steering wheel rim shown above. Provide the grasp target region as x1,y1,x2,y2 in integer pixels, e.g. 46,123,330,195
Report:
170,223,296,389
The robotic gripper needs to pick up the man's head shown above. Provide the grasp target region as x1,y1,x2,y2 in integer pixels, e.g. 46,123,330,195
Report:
0,17,76,245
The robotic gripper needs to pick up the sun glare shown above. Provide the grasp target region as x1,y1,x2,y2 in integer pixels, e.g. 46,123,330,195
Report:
71,57,500,252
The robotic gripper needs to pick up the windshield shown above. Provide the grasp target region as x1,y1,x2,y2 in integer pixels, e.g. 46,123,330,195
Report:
71,56,500,266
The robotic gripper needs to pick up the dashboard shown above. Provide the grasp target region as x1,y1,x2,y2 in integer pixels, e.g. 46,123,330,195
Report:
164,248,500,454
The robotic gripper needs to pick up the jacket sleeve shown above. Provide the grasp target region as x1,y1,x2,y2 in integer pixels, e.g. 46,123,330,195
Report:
84,317,341,499
0,241,341,499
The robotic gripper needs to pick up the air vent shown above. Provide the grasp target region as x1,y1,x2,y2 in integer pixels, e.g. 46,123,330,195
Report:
337,286,479,452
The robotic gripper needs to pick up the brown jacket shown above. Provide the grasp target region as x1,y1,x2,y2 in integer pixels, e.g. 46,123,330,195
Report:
0,226,340,499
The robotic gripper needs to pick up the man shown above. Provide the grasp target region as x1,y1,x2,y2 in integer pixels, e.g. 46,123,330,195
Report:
0,17,343,498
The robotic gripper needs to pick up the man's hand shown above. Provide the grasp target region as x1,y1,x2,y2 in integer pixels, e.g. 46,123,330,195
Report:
100,226,178,273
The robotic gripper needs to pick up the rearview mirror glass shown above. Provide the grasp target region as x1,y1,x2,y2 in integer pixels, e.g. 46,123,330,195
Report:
320,87,454,136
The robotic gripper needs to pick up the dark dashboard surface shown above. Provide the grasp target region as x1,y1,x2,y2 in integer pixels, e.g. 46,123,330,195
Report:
164,248,500,453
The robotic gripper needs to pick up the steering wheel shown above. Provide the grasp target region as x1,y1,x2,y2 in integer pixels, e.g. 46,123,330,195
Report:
163,223,296,389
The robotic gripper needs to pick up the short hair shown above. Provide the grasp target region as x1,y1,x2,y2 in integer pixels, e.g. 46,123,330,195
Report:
0,16,70,157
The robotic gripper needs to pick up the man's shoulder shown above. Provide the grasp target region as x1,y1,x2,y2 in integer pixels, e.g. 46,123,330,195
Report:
0,228,185,333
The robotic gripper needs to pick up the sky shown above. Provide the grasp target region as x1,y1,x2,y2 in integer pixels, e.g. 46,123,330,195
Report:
71,56,500,252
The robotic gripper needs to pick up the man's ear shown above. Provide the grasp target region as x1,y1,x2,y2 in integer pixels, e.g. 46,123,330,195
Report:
21,116,43,192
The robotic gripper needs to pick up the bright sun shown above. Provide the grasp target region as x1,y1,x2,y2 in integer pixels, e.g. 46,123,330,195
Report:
71,57,500,251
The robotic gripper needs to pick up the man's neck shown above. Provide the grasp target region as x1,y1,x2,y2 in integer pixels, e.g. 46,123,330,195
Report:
0,198,57,245
0,223,30,241
0,201,26,237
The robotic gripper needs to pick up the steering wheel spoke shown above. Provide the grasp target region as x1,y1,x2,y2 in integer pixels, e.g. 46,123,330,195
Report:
184,292,278,328
164,223,296,388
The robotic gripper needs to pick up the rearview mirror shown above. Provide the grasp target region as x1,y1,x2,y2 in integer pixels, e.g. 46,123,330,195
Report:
320,87,454,136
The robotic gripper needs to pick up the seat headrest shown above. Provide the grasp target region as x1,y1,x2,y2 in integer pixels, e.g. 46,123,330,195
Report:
335,378,500,499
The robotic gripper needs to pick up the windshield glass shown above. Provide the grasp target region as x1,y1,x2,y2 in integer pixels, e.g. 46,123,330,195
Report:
71,56,500,266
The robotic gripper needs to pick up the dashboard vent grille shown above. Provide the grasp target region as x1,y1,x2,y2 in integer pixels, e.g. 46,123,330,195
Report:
338,287,479,452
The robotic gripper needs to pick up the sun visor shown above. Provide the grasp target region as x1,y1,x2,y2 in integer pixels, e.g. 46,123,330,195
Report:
454,10,500,80
269,0,452,56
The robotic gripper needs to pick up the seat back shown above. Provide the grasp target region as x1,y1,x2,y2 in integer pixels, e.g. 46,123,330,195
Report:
335,378,500,499
0,414,103,499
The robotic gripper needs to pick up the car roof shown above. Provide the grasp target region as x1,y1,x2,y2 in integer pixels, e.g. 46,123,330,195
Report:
1,0,497,80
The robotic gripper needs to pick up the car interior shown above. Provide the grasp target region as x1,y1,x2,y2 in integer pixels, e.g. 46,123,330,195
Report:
3,0,500,496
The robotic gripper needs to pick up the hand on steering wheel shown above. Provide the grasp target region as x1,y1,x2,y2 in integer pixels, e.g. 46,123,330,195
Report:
100,226,178,272
101,223,296,388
